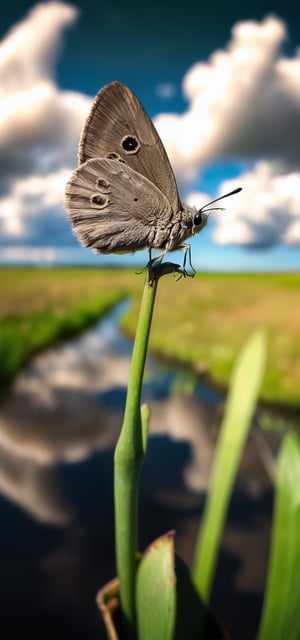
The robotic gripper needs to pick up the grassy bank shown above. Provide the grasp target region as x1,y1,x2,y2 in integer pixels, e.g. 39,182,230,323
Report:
0,267,135,390
121,271,300,410
0,267,299,409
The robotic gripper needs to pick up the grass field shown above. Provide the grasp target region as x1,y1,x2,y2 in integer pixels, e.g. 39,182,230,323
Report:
0,267,299,409
121,271,300,409
0,267,133,390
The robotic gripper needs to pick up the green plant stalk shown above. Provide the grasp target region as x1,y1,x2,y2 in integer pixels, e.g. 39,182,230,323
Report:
114,269,158,636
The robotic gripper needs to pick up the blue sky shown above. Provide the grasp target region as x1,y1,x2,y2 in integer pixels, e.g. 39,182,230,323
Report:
1,0,300,271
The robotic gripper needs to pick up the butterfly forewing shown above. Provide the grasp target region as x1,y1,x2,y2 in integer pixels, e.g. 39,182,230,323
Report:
79,81,181,213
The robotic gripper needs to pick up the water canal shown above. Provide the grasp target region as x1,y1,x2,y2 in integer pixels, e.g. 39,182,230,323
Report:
0,302,277,638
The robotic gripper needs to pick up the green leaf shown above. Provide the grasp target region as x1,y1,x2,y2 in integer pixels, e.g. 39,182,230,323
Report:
193,331,267,602
136,533,176,640
257,432,300,640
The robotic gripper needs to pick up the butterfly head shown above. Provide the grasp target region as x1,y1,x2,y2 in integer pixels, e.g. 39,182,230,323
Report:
192,209,208,236
192,187,242,236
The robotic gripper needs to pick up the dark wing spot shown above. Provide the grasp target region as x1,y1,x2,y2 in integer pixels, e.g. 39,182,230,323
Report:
133,197,138,202
105,152,124,163
121,135,140,154
97,178,111,192
90,193,108,209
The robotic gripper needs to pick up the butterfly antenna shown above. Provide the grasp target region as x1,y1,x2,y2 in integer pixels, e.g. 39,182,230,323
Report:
200,187,242,214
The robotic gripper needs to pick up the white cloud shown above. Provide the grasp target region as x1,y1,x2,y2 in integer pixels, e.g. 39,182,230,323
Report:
209,162,300,247
0,2,91,194
154,15,300,174
153,15,300,248
0,2,75,90
0,168,73,246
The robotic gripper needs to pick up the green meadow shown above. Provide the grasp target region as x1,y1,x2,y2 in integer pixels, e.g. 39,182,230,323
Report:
0,267,130,390
0,267,299,409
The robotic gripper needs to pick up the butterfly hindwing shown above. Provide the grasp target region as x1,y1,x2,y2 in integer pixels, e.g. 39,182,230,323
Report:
65,157,173,253
79,81,181,213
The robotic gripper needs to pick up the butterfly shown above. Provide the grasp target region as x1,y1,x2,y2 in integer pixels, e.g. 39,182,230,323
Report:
65,81,241,275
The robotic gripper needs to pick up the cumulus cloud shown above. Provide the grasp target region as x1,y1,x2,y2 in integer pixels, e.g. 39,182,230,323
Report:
154,15,300,248
0,168,72,246
212,163,300,247
155,15,300,173
0,2,91,252
0,2,90,186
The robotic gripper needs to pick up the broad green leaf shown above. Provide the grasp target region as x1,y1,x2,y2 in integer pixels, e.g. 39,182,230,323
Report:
136,533,176,640
257,432,300,640
193,331,266,602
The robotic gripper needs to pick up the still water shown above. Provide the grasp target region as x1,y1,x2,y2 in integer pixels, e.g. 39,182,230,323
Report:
0,302,274,639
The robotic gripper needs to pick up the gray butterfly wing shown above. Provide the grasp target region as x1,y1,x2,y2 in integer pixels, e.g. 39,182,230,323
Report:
79,81,181,213
65,157,173,253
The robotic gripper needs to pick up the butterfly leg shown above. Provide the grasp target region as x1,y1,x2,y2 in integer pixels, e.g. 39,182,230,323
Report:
149,249,164,267
146,248,164,285
137,248,161,283
174,243,196,277
148,245,196,281
146,249,183,284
